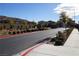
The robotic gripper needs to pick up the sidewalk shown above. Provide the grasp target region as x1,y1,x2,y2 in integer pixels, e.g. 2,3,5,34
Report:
64,28,79,48
16,28,79,56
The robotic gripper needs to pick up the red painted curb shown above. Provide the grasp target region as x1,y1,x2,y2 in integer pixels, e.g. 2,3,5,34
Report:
20,43,43,56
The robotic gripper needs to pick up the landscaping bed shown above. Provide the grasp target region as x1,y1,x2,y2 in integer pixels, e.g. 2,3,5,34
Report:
49,28,73,46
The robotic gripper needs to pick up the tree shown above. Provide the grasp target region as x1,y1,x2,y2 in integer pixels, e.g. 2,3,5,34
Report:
56,20,64,27
67,18,75,27
19,20,28,31
37,21,47,30
59,11,74,28
58,11,75,28
31,21,37,28
47,21,57,28
59,11,68,28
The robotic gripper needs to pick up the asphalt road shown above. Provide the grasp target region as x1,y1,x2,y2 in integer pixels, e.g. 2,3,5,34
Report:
0,28,64,56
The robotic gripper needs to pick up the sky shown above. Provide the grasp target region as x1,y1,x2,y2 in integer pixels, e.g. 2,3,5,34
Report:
0,3,79,23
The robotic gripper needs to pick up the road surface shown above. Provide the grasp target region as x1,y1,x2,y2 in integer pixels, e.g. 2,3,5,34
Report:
0,28,64,56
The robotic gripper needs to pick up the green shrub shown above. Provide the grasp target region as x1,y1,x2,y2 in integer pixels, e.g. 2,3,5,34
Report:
13,32,16,34
53,28,73,46
8,31,11,34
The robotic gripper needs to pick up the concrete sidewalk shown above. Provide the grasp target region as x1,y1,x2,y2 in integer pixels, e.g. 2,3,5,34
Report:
64,28,79,48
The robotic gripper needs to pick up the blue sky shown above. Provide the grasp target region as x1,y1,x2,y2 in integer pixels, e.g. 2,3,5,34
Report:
0,3,78,23
0,3,60,22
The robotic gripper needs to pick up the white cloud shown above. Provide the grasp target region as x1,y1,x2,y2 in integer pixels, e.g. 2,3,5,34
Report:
54,3,79,18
